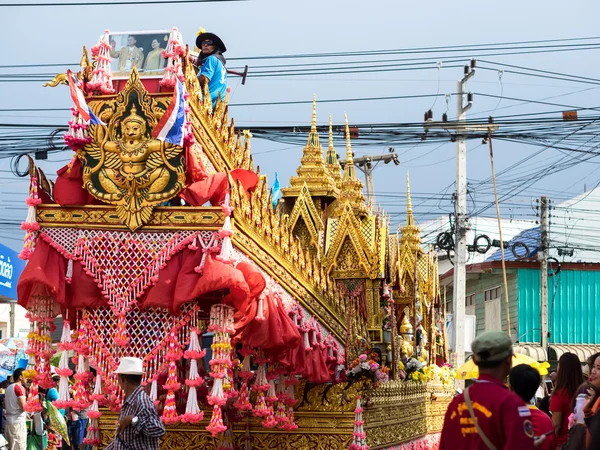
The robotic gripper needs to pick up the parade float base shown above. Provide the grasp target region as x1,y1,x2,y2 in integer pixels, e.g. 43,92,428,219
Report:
98,381,453,449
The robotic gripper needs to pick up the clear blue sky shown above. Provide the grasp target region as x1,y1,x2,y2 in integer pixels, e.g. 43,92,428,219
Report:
1,0,599,250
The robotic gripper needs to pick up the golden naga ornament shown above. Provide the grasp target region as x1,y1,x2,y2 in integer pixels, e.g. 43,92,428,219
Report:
80,70,186,231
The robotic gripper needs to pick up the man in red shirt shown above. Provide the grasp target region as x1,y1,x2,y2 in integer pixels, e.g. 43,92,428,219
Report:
510,364,556,450
440,331,539,450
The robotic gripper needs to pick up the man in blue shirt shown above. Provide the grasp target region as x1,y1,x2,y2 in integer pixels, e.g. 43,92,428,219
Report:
195,32,228,108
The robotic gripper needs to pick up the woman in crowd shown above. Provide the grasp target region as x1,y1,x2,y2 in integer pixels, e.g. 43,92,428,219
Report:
550,352,583,448
582,353,600,448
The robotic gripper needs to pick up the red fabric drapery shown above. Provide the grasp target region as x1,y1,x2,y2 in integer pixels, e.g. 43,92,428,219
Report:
53,159,99,206
18,236,332,382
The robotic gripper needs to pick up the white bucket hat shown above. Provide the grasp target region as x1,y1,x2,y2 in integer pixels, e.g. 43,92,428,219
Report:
115,357,144,375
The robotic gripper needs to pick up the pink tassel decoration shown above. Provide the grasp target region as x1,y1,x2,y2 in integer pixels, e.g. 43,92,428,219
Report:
149,379,159,407
215,194,234,265
182,328,205,423
349,396,369,450
19,174,41,260
252,358,270,418
233,352,253,411
261,377,278,428
54,341,74,410
64,108,92,151
206,405,227,437
83,375,102,447
24,379,42,413
161,331,183,425
280,376,299,430
88,29,115,94
160,27,186,88
206,304,234,436
72,355,92,411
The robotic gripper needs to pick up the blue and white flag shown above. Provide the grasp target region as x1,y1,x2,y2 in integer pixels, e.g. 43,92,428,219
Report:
152,79,186,145
271,172,282,208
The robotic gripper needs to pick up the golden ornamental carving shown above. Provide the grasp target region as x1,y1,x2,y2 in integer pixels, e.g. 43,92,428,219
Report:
81,68,185,230
324,204,375,278
288,183,325,249
281,96,339,199
36,205,224,231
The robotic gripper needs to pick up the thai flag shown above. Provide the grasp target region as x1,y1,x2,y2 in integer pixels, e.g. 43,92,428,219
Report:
152,79,186,146
66,70,105,125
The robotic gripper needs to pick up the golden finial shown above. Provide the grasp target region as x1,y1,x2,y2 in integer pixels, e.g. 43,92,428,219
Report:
311,94,317,133
328,114,333,150
406,171,415,226
326,114,338,166
344,112,354,178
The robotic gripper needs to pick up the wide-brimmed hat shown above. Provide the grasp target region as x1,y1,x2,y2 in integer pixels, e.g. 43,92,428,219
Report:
115,357,144,375
196,32,227,53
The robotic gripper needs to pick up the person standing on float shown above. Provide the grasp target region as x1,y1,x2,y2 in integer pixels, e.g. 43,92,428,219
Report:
194,32,228,108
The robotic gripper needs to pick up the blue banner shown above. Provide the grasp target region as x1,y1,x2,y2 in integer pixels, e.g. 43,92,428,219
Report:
0,243,26,301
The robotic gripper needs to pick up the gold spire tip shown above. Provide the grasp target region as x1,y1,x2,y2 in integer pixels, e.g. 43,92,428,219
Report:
344,112,353,164
311,95,317,132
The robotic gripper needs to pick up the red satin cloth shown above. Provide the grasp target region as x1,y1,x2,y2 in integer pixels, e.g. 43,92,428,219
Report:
53,159,98,206
17,237,332,382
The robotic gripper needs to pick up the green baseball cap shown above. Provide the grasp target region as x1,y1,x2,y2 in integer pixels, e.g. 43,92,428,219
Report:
471,331,513,363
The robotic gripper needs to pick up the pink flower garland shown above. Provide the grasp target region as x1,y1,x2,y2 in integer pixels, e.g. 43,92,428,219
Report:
88,29,115,94
233,348,254,412
161,331,183,425
252,353,270,419
83,374,103,447
64,108,92,151
206,304,234,437
181,326,206,424
160,28,186,88
349,395,368,450
19,174,41,260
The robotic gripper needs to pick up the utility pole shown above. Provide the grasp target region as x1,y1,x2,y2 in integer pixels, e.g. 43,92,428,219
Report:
10,302,15,338
539,196,549,351
424,60,498,378
339,148,400,208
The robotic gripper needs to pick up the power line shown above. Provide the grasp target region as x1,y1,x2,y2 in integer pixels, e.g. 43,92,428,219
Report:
0,0,242,6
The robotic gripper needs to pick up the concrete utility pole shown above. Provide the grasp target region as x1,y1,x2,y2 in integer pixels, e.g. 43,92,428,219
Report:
424,60,498,376
339,149,400,208
539,196,549,351
10,302,15,338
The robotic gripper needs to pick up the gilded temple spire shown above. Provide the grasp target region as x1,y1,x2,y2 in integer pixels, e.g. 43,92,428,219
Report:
333,112,367,217
281,96,338,199
399,171,421,253
326,114,342,186
307,94,320,149
343,112,355,180
406,171,415,227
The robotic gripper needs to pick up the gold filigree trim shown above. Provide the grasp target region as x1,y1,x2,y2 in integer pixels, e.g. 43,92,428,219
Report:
36,205,224,231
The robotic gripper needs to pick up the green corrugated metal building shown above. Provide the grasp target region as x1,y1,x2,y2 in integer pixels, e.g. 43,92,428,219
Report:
442,261,600,362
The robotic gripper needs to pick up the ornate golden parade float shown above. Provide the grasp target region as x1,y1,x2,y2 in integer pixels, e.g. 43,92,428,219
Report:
16,28,455,450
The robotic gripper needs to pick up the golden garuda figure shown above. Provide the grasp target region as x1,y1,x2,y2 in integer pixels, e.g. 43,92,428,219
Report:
81,104,186,230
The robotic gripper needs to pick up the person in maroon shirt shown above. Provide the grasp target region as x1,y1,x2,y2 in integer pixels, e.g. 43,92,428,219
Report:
510,364,556,450
440,331,540,450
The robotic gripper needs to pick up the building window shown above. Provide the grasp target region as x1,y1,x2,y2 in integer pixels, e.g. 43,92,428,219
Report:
445,300,453,314
465,294,475,307
484,286,501,302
